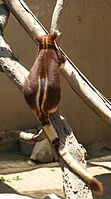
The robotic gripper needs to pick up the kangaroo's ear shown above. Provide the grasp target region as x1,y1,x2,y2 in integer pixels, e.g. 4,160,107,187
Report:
51,31,62,41
34,36,42,43
50,31,58,40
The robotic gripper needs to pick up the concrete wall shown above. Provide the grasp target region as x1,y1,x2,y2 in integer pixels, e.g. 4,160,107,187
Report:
1,0,111,145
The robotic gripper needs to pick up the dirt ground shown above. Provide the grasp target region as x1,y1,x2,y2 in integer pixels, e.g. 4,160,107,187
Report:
0,140,111,199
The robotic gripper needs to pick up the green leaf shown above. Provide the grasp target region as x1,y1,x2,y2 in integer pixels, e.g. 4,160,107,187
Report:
0,176,5,182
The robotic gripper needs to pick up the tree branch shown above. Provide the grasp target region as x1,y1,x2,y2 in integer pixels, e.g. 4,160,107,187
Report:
3,0,47,42
0,2,94,199
0,128,45,143
3,0,111,126
50,0,65,35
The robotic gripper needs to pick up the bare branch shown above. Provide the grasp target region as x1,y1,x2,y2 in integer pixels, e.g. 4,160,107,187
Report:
50,111,93,199
0,3,10,33
0,54,29,91
61,58,111,125
50,0,65,35
3,0,47,42
0,128,45,143
3,0,111,126
0,6,28,89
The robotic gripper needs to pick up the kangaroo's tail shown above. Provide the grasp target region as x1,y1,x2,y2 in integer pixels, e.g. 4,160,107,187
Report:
43,122,103,195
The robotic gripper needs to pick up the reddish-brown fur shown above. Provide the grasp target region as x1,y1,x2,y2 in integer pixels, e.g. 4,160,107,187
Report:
90,178,103,195
23,33,103,195
24,33,65,125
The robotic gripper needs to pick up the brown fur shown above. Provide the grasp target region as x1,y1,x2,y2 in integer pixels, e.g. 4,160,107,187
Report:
90,177,103,195
23,34,103,195
24,34,65,125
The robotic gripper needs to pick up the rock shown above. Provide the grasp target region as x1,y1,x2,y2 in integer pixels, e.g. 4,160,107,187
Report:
19,141,34,156
19,128,46,156
0,140,19,153
30,138,54,163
